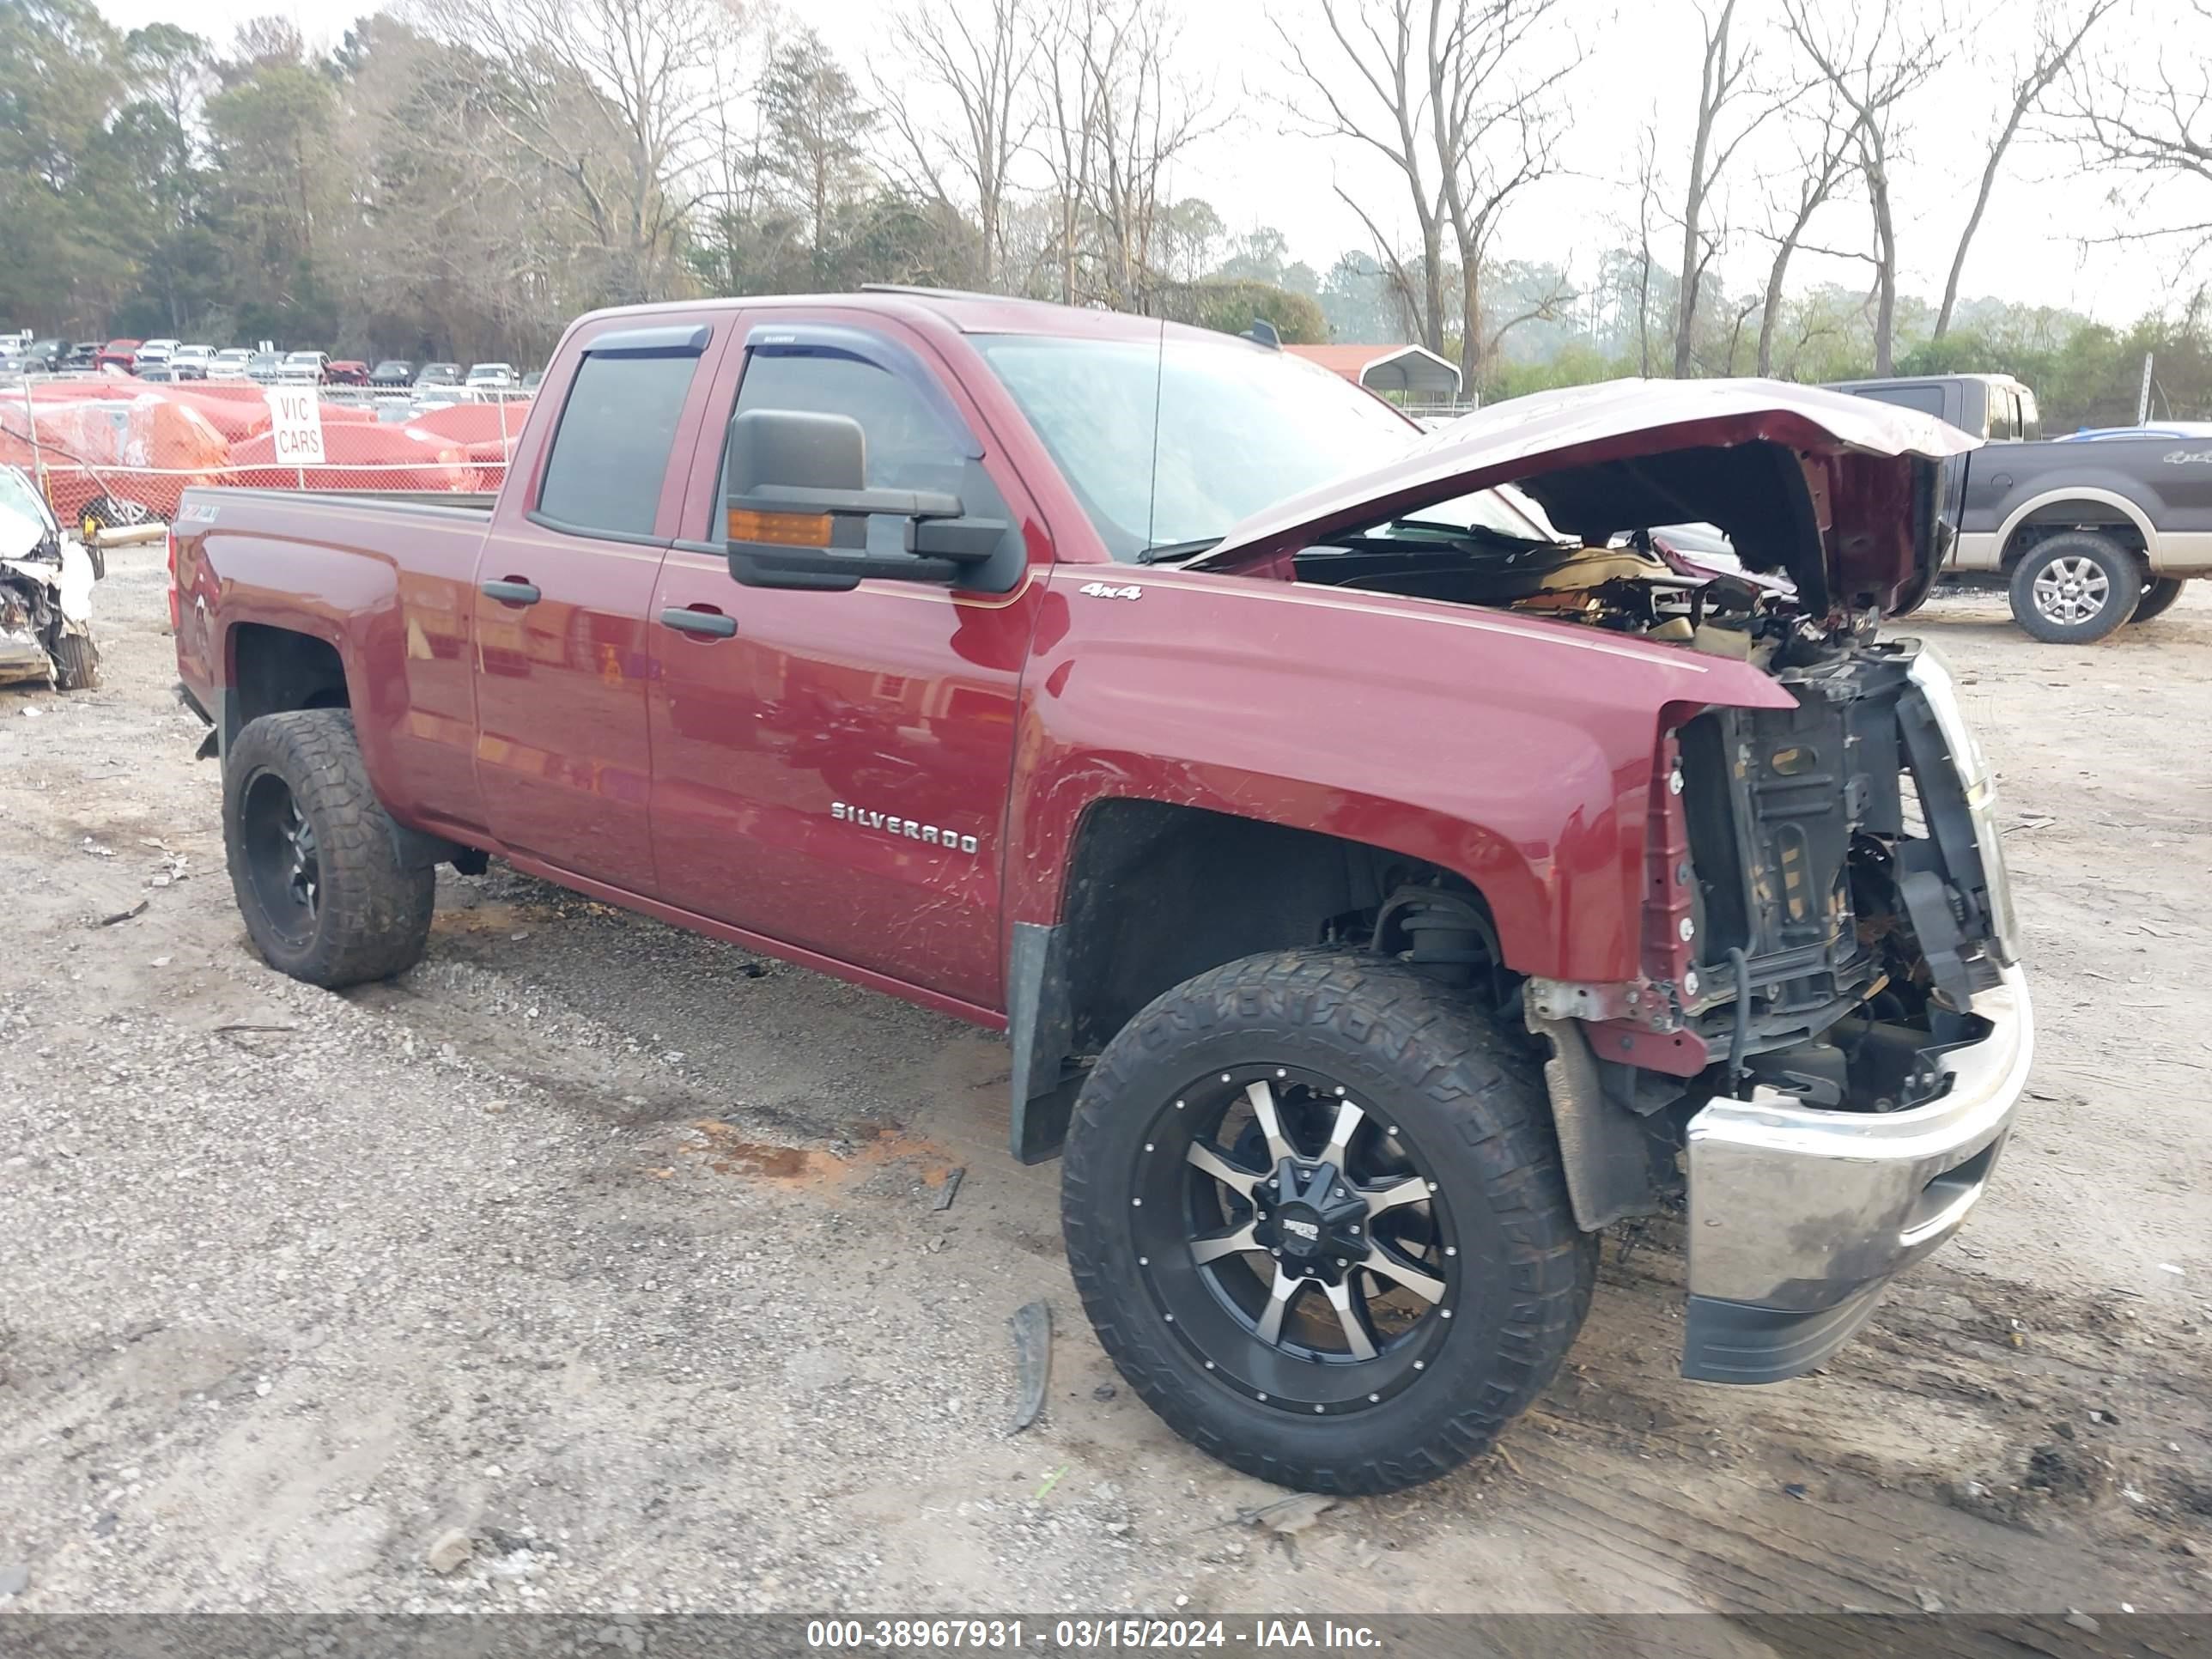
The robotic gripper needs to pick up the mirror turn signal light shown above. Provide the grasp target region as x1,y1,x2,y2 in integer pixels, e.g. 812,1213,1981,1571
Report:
727,507,832,547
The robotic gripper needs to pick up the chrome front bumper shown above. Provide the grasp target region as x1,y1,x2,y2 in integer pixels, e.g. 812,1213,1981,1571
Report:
1680,961,2034,1382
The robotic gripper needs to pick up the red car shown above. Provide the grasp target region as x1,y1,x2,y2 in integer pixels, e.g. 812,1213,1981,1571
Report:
169,291,2031,1496
326,360,371,386
94,338,142,374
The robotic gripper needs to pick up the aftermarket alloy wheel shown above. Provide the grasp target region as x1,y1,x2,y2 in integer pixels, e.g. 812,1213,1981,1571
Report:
1063,950,1594,1494
2008,532,2142,643
222,708,434,988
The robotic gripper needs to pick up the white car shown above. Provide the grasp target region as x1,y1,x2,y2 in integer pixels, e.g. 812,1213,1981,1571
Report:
277,350,329,384
135,338,179,373
465,362,516,390
209,347,254,380
169,343,216,380
0,465,100,690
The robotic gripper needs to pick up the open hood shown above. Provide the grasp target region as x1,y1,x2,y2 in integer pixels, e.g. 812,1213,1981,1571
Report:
1190,378,1979,615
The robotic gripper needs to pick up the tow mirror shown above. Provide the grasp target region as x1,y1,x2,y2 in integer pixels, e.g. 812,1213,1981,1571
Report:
722,408,1008,592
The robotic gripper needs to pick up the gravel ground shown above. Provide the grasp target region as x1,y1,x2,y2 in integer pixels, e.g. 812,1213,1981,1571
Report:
1,547,2209,1616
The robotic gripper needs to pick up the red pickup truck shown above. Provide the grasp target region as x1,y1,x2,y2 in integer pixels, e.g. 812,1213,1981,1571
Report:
172,289,2033,1495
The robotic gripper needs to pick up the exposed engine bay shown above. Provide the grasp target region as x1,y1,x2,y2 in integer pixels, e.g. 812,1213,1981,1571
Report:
1291,529,1785,662
1291,444,2014,1224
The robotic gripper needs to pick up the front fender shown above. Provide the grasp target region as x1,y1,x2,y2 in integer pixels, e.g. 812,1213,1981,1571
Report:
1008,564,1794,985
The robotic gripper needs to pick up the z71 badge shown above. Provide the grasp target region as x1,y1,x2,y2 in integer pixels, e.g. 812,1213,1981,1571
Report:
831,802,980,855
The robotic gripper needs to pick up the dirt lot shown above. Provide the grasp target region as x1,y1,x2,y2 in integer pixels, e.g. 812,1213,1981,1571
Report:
2,546,2209,1617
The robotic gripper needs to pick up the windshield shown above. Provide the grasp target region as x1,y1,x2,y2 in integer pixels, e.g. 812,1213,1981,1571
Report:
0,465,57,555
977,333,1415,561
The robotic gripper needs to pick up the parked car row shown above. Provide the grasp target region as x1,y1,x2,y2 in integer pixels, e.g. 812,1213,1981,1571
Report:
3,337,536,392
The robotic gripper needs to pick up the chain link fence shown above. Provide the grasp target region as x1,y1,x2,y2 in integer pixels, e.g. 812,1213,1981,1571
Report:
0,373,530,528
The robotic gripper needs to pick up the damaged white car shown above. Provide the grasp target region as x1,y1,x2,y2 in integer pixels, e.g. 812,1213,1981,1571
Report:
0,465,102,691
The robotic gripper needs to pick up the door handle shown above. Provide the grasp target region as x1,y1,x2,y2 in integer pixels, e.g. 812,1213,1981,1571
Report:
659,605,737,639
482,578,541,605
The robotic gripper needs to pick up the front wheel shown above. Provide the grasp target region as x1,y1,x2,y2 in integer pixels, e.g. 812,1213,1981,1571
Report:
2008,532,2142,644
1062,950,1594,1494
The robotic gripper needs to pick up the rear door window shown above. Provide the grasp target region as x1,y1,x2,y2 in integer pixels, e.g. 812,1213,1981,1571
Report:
1984,391,2016,442
537,351,702,538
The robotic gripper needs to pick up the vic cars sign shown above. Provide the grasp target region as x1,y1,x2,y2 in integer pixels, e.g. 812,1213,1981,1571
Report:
264,386,326,466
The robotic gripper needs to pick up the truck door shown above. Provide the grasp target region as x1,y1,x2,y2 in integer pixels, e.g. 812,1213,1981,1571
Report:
471,319,727,890
645,316,1048,1013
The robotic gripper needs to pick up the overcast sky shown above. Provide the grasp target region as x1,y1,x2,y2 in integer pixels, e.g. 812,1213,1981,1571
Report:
94,0,2195,327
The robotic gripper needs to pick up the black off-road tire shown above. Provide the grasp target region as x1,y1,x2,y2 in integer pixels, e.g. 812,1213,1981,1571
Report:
2007,532,2142,644
52,630,99,690
222,709,434,988
1062,949,1595,1495
2131,576,2188,623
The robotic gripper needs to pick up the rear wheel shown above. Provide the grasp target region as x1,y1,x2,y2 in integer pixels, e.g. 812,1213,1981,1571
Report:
2131,576,2187,623
222,708,434,988
2008,532,2142,644
1062,949,1594,1494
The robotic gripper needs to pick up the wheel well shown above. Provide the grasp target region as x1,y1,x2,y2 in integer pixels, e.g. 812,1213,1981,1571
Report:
1055,799,1473,1054
2002,508,2147,570
228,623,349,744
1004,799,1510,1164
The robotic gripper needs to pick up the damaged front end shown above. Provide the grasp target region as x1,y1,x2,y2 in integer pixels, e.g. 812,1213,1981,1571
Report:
0,465,100,690
1522,627,2030,1389
1664,637,2029,1381
1197,379,2031,1384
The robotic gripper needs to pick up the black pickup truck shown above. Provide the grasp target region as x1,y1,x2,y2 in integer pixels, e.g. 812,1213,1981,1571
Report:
1827,373,2211,641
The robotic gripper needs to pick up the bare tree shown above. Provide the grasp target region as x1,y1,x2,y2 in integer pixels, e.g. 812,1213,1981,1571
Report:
1752,83,1856,375
1632,121,1661,376
408,0,746,303
1039,0,1213,310
1277,0,1576,383
877,0,1042,289
1426,0,1579,389
1273,0,1449,353
2064,0,2212,270
1673,0,1768,376
1782,0,1947,374
1932,0,2118,339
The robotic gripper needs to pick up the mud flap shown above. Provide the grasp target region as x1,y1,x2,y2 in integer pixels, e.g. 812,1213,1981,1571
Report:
1007,921,1083,1164
1528,1011,1665,1231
